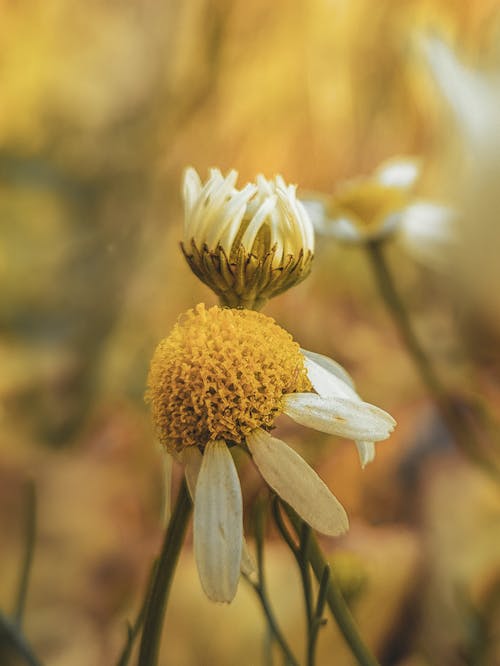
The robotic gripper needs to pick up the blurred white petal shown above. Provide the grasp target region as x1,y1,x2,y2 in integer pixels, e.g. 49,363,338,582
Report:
375,158,420,189
283,393,396,442
399,201,456,265
247,429,348,536
194,440,243,603
421,35,500,153
356,441,376,468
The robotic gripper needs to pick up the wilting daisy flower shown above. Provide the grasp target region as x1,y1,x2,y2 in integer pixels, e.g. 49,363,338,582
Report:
302,157,456,262
147,303,395,602
181,168,314,310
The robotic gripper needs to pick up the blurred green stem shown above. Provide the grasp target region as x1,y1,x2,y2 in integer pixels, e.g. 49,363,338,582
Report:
13,479,36,627
0,613,42,666
366,239,498,475
137,478,192,666
283,504,380,666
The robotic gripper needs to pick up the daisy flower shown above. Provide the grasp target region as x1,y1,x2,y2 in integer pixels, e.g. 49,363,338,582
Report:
181,168,314,310
146,303,395,602
302,157,455,260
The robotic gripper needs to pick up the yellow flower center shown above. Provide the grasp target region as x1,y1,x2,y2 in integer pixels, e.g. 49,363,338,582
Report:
147,304,311,452
329,181,408,230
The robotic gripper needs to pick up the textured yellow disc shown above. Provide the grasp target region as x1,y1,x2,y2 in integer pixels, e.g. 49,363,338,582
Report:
146,304,311,452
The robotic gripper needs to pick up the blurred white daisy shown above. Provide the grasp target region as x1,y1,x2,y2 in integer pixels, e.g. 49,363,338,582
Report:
147,304,395,602
302,157,455,262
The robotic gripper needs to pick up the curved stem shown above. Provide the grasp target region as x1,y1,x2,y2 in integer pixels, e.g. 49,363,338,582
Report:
0,612,42,666
366,240,445,400
244,575,300,666
13,479,36,628
307,564,330,666
366,239,499,476
115,561,157,666
137,479,192,666
249,497,299,666
283,504,380,666
271,497,313,623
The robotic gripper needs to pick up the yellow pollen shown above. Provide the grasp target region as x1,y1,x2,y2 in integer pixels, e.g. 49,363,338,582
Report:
146,304,312,452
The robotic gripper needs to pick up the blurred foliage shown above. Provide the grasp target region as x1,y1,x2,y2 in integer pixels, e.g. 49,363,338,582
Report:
1,0,500,664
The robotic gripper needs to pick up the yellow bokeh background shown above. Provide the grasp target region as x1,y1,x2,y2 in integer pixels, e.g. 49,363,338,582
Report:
1,1,500,664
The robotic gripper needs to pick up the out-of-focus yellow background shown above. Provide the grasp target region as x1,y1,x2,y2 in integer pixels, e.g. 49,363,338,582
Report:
1,1,500,664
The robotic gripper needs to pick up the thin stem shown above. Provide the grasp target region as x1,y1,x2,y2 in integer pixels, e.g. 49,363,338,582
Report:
137,478,192,666
271,498,313,625
244,575,300,666
13,479,36,627
247,497,299,666
366,239,498,475
115,560,158,666
0,612,42,666
283,504,380,666
366,240,445,400
307,565,330,666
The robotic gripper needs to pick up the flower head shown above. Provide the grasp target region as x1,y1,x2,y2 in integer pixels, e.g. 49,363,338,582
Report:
181,168,314,309
147,304,396,602
302,157,421,243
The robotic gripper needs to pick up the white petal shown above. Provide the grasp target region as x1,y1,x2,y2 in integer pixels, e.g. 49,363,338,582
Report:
301,349,356,391
184,446,252,576
282,393,396,442
421,35,498,150
193,441,243,603
183,167,202,218
183,446,203,500
399,201,456,265
303,356,358,401
355,441,376,468
247,429,348,536
240,538,256,577
375,158,420,189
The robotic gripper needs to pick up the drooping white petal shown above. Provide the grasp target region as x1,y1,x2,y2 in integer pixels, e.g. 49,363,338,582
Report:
282,393,396,442
247,429,348,536
184,445,253,577
301,352,381,467
183,445,203,500
193,440,243,603
355,441,376,468
301,349,356,391
375,158,420,189
240,538,256,577
303,355,358,401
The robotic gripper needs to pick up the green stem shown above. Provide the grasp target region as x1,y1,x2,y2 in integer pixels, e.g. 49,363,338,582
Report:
244,576,300,666
137,479,192,666
115,561,158,666
0,612,42,666
366,240,497,474
366,240,445,401
271,497,313,626
283,504,380,666
307,565,330,666
249,497,299,666
13,480,36,628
